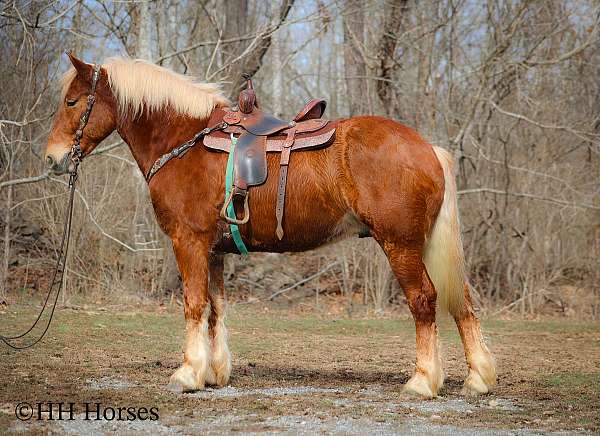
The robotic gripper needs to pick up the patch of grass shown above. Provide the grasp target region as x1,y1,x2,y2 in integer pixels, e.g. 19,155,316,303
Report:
546,372,600,389
56,323,70,333
228,311,415,336
482,319,600,334
578,418,594,426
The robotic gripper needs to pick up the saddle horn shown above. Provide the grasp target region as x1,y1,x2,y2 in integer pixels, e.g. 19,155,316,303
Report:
238,73,258,114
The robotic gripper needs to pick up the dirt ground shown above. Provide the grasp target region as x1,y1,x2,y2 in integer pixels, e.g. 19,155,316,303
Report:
0,302,598,435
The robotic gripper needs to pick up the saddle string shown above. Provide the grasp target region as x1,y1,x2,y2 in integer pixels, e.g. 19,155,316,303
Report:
0,64,100,350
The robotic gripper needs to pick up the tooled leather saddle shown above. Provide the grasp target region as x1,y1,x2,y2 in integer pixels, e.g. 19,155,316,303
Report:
204,75,338,240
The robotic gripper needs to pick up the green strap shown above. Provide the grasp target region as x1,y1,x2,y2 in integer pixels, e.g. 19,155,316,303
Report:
225,137,249,255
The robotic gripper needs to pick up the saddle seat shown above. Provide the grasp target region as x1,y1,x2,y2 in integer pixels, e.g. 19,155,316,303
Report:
203,76,337,242
222,99,326,136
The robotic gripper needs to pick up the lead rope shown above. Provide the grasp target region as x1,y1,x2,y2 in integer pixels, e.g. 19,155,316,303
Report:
0,63,99,350
0,168,78,349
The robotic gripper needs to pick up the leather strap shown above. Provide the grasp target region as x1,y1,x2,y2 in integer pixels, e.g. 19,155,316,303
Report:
70,64,101,163
275,127,296,239
225,137,249,255
146,122,226,183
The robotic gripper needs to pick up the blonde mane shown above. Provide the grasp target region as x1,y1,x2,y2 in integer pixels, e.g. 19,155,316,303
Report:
62,57,229,119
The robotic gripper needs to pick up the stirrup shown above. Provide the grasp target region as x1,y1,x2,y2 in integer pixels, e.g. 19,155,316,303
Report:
220,188,250,225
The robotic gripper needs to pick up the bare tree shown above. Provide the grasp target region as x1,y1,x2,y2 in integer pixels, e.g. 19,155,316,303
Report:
343,0,367,115
226,0,296,95
271,0,285,117
375,0,408,118
1,0,598,316
136,0,153,60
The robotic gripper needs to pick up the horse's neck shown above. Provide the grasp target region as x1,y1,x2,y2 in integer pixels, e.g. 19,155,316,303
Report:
117,109,209,178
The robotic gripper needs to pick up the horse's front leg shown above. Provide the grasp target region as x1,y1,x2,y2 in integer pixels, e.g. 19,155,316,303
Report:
167,235,216,392
207,253,231,387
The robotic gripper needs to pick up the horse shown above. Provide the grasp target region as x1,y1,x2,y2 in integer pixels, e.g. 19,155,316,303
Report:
43,53,496,398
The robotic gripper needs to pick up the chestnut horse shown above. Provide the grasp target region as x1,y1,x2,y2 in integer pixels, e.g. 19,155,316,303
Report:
44,54,496,398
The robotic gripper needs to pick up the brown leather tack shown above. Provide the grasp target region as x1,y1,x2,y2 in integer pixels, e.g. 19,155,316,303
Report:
203,129,336,152
275,128,296,239
223,112,241,124
293,99,327,122
204,81,338,241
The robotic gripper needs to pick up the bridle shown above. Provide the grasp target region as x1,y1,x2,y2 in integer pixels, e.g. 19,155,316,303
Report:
70,64,102,170
0,64,101,350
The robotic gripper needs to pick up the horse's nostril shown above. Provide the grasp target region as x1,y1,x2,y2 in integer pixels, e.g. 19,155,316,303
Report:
45,156,55,168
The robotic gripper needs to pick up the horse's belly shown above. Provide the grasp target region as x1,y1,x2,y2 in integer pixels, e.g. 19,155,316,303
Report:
223,150,357,252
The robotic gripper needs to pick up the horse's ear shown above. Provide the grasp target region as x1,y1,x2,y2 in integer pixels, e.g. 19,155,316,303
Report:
66,51,94,82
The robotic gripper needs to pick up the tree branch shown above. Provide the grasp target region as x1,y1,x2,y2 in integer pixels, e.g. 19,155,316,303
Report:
228,0,296,93
49,177,163,253
458,188,599,210
0,172,49,191
522,7,600,67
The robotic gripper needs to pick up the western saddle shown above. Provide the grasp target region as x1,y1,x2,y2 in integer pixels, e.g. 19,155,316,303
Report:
204,75,337,241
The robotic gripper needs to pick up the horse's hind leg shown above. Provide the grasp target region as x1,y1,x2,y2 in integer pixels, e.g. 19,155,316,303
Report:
454,284,496,394
207,253,232,387
383,244,444,398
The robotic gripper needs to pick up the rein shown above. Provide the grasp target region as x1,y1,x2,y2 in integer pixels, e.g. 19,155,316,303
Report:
0,64,101,350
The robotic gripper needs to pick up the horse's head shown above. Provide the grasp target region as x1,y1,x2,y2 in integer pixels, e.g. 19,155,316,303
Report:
44,53,117,175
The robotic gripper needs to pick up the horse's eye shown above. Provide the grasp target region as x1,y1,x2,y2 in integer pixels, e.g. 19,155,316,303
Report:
66,99,78,107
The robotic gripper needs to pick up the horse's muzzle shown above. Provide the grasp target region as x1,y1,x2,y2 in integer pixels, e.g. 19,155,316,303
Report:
45,151,72,175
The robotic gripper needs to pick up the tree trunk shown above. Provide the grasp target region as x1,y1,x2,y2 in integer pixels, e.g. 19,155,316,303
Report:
71,1,83,55
223,0,249,88
376,0,408,118
271,0,284,117
1,163,11,301
226,0,295,95
137,0,153,60
343,0,367,116
158,0,179,69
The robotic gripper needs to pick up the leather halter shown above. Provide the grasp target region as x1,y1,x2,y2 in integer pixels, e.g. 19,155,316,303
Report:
70,64,102,170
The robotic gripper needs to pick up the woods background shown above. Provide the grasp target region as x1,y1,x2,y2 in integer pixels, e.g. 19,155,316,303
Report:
1,0,598,317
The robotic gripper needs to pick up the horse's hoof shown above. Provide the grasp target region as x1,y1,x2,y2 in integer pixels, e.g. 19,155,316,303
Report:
212,374,230,388
167,379,201,393
461,385,487,396
403,374,438,399
166,380,186,393
400,388,433,400
168,365,202,393
204,367,218,387
462,369,493,396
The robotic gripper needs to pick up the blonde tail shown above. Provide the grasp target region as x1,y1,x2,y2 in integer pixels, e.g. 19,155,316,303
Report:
423,146,467,317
